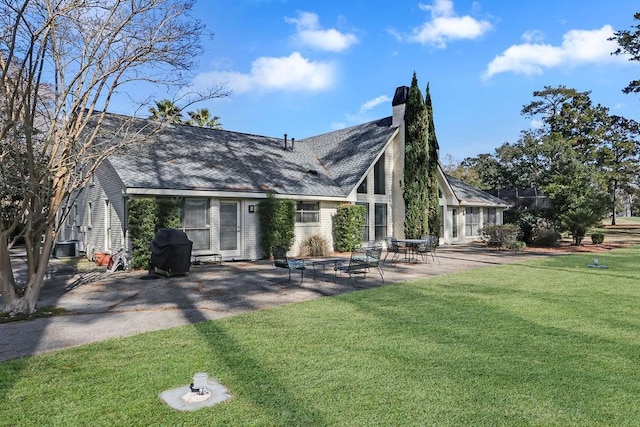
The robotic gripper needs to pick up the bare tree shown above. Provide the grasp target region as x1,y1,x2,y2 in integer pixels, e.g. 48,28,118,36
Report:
0,0,228,316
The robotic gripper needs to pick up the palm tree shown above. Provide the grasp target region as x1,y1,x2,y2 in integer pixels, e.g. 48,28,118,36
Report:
186,108,222,129
561,207,603,245
148,99,183,124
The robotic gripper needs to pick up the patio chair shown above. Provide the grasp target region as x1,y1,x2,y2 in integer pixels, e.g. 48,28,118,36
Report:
337,246,384,287
383,237,408,263
273,245,306,285
415,235,439,263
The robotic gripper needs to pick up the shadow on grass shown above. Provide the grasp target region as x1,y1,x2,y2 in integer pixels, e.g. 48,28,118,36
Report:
160,271,329,424
338,283,640,423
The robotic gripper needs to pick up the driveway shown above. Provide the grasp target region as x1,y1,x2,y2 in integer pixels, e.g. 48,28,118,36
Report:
0,245,556,361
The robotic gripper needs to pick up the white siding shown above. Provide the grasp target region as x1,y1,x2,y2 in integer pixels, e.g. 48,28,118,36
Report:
242,200,260,260
58,162,126,258
291,201,337,256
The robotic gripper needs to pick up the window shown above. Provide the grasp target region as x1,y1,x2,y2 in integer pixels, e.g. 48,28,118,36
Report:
374,203,387,241
452,209,458,238
484,208,497,225
357,202,369,242
465,207,480,237
183,198,210,251
357,179,367,194
373,153,385,195
296,201,319,223
439,206,444,238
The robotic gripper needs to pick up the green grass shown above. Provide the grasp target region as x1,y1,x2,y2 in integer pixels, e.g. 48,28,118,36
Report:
614,216,640,224
2,247,640,426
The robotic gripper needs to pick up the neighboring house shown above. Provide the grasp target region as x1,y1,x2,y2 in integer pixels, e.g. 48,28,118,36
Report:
59,86,510,261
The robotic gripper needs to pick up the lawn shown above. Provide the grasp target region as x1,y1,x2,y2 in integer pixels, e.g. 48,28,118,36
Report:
614,216,640,225
2,247,640,426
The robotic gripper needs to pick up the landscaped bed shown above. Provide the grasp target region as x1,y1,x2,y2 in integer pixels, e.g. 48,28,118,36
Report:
1,247,639,425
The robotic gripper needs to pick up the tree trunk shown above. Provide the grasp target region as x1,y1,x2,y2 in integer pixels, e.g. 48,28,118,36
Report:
0,231,20,313
611,180,617,226
1,227,55,316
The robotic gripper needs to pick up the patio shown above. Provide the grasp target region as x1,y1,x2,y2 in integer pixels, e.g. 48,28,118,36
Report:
1,245,556,361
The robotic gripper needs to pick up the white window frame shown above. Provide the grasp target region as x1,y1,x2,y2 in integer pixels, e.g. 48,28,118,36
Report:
296,201,320,223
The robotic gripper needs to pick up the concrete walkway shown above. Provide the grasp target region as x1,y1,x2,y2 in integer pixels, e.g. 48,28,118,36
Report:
0,245,558,361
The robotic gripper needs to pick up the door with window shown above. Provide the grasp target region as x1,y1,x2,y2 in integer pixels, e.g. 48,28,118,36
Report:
219,201,241,258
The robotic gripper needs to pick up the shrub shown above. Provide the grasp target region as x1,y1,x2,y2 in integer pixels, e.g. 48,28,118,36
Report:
333,204,366,252
591,233,605,244
511,209,555,244
258,192,295,258
561,207,602,245
531,229,561,247
156,197,182,229
299,234,329,257
478,224,519,247
506,241,526,251
127,197,156,269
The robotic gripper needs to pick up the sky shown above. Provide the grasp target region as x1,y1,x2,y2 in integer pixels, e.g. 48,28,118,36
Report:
115,0,640,161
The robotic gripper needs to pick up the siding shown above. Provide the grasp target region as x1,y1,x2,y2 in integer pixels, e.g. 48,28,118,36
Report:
58,163,125,258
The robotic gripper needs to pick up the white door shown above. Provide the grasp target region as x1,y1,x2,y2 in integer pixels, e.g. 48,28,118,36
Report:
219,201,241,258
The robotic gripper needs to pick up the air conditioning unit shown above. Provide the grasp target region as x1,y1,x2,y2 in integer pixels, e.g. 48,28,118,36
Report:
54,240,80,258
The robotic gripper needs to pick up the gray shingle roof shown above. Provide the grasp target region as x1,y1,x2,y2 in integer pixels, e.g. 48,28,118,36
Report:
445,174,511,206
102,113,397,198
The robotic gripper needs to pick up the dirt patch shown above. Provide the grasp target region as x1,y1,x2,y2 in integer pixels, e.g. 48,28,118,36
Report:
524,242,627,253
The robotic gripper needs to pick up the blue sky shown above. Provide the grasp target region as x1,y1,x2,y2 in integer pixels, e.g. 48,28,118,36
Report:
118,0,640,161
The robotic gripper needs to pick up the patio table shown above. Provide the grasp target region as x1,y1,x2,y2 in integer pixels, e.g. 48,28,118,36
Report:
395,239,429,263
312,258,349,280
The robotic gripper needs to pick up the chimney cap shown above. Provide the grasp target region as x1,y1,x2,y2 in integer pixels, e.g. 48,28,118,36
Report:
392,86,409,107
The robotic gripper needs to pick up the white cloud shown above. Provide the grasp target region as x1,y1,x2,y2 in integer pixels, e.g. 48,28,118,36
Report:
521,30,544,43
285,11,358,52
191,52,336,94
483,25,626,79
359,95,391,113
403,0,492,47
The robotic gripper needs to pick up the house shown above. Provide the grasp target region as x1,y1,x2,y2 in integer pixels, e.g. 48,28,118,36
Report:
59,86,510,261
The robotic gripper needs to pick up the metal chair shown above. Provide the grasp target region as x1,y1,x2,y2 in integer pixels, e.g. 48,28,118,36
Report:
337,246,384,287
273,245,306,285
383,237,408,263
415,235,439,263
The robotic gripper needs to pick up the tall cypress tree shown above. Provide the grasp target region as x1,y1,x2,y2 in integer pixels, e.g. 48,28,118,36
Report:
425,83,441,237
403,72,429,238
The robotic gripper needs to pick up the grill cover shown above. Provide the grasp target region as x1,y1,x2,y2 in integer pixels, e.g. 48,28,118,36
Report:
150,228,193,274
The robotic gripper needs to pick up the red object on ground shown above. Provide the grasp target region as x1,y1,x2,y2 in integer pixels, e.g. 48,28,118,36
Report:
94,252,111,266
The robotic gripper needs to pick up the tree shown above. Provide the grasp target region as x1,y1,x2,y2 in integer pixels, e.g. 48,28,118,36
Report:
456,86,622,233
424,83,440,237
560,207,603,245
149,99,184,124
0,0,228,316
611,12,640,95
598,115,640,224
403,72,429,239
187,108,222,129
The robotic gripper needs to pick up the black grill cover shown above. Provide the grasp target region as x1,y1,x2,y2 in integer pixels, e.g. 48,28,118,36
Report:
150,228,193,274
